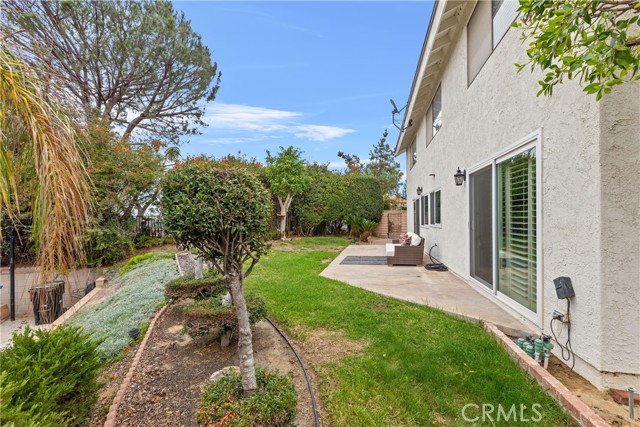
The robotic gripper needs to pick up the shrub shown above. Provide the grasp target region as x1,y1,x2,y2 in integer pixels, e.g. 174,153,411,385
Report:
134,235,175,249
289,163,342,235
67,258,178,360
197,368,297,427
342,174,383,222
165,270,225,299
0,326,101,427
119,251,174,275
86,222,135,267
183,293,267,337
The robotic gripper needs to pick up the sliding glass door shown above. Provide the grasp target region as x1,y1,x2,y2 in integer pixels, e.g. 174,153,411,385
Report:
468,142,538,316
497,147,537,313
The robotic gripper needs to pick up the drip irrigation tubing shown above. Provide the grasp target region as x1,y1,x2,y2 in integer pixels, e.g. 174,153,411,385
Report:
266,317,321,427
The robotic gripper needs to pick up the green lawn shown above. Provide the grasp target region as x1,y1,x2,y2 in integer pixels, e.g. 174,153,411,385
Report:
246,237,572,427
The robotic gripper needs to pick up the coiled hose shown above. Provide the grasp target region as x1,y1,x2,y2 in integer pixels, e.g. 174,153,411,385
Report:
425,244,448,271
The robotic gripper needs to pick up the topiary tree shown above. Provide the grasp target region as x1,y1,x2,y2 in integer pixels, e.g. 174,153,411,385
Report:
265,146,310,239
161,158,272,393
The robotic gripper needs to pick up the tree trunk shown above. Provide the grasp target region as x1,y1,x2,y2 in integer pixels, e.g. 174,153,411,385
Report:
227,272,257,393
277,193,294,240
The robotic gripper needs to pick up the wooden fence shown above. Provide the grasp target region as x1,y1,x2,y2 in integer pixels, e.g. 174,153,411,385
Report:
374,210,407,239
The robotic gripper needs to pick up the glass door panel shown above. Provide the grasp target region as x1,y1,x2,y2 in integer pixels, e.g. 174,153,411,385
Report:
497,147,537,313
470,166,494,288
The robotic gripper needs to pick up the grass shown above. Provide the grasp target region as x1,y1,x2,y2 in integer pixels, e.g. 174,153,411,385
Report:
119,251,174,274
246,237,572,427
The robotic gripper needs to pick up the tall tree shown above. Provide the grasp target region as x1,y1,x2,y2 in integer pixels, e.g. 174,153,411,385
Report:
265,146,310,239
2,0,221,143
338,130,403,196
515,0,640,100
337,151,364,173
79,121,170,223
364,129,402,196
0,42,92,279
162,160,272,393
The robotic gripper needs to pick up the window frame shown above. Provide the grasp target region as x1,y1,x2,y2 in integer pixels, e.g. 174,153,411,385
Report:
421,194,429,226
428,189,442,227
431,84,442,139
410,137,417,169
467,0,519,87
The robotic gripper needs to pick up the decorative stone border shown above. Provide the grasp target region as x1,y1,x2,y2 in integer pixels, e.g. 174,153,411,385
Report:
104,304,169,427
483,322,611,427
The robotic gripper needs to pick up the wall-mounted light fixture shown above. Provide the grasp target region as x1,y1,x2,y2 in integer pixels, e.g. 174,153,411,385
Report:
454,167,466,186
417,186,423,195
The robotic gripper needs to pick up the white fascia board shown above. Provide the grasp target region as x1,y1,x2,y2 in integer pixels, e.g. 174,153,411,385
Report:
395,0,448,155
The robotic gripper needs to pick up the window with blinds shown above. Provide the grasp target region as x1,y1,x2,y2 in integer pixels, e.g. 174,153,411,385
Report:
497,147,537,312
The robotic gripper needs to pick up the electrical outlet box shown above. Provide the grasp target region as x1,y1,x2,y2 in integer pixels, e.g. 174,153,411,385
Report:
553,309,570,323
554,276,575,299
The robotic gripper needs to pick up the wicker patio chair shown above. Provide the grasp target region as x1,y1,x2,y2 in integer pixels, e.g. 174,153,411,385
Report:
386,237,425,266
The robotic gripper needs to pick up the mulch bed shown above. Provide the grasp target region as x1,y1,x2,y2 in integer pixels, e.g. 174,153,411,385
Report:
86,344,139,427
113,303,316,427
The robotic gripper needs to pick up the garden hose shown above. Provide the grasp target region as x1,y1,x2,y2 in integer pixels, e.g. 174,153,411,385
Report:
425,244,448,271
266,317,321,427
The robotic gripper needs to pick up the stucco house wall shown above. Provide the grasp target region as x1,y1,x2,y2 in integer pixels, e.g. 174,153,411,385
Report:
401,0,639,390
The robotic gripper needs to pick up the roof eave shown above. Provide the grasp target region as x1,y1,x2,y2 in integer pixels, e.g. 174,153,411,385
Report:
395,0,473,155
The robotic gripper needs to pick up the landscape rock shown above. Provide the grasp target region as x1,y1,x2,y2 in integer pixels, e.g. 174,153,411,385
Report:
220,292,232,307
209,365,240,382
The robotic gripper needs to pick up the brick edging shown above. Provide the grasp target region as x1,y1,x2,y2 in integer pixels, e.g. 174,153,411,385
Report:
104,304,169,427
483,322,611,427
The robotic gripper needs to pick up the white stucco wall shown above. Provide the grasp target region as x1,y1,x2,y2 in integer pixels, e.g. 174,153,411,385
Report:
597,83,640,387
404,12,639,389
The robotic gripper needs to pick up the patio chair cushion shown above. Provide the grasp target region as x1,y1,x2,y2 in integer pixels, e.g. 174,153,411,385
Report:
385,243,398,257
399,233,410,246
410,233,422,246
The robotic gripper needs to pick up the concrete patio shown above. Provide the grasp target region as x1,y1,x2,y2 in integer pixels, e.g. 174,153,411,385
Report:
321,243,535,336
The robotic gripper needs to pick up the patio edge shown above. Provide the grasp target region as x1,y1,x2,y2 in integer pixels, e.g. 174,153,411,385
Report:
104,304,169,427
483,322,611,427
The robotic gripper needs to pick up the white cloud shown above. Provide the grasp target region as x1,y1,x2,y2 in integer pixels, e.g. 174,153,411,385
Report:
205,103,300,132
327,161,347,169
203,103,355,143
294,125,355,142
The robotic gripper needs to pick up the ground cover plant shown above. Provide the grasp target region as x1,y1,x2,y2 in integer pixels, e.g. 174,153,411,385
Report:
197,368,297,427
246,237,573,426
67,257,178,361
119,251,174,275
0,326,101,427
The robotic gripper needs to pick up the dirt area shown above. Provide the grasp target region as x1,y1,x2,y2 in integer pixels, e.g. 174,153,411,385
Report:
86,344,139,426
113,303,317,427
548,356,639,427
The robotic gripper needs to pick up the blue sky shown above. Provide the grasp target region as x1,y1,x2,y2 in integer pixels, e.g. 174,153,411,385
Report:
174,1,433,170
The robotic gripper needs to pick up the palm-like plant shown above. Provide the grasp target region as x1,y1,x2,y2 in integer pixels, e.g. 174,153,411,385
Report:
359,219,378,242
0,41,92,280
